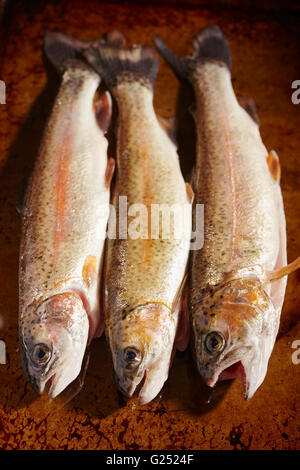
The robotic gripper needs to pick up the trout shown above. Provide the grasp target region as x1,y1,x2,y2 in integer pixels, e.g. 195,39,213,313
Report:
18,32,114,398
155,26,300,399
84,33,193,404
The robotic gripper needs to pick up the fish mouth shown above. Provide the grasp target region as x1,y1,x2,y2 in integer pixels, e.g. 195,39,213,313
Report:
118,364,165,405
45,373,58,398
206,360,248,397
117,369,147,399
135,371,147,397
202,339,269,401
36,373,56,397
219,361,246,386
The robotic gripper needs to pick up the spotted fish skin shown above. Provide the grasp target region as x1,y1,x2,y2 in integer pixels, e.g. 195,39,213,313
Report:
155,26,288,399
84,35,193,404
189,62,281,296
108,81,190,315
19,33,113,398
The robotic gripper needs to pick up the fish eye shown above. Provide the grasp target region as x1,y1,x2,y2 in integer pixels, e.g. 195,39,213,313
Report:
205,331,225,355
32,343,51,366
123,347,142,370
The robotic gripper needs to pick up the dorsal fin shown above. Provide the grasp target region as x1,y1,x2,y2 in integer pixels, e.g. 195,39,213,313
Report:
238,96,260,125
158,115,177,145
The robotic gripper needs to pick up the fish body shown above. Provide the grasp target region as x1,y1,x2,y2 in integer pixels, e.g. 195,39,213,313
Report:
155,26,291,398
85,34,193,404
19,32,113,398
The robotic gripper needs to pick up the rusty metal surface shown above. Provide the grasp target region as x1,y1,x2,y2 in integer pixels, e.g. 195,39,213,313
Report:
0,0,299,450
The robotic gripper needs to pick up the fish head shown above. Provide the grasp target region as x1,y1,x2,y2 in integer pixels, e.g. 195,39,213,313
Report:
191,278,278,399
109,304,176,404
19,292,89,398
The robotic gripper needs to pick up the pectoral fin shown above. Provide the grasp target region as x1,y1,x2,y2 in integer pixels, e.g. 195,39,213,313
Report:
82,255,98,288
158,115,177,146
16,173,32,215
94,90,112,133
185,182,194,204
188,103,196,118
174,283,190,352
268,256,300,282
238,96,260,125
105,157,115,189
267,150,281,183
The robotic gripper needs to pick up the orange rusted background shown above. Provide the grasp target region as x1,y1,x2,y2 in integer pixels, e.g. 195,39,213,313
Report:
0,0,299,450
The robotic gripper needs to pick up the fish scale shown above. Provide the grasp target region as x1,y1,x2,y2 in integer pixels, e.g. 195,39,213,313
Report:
19,32,113,399
190,63,280,296
20,67,108,325
155,25,300,400
104,80,192,404
107,83,190,313
84,35,193,404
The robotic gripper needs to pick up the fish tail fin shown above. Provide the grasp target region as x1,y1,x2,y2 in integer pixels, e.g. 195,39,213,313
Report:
83,30,159,89
44,31,102,74
154,25,231,81
191,25,231,70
